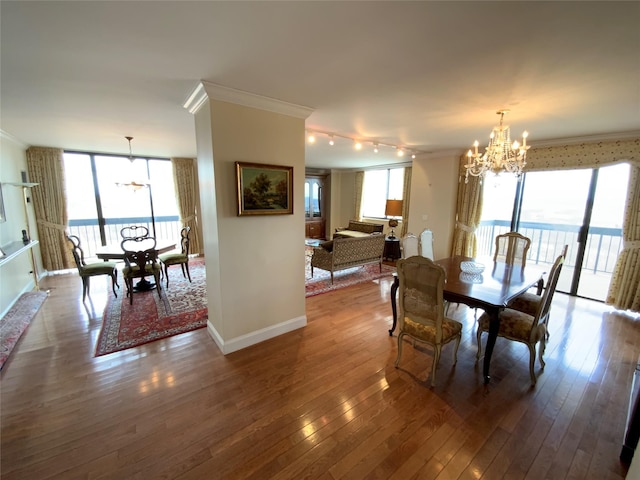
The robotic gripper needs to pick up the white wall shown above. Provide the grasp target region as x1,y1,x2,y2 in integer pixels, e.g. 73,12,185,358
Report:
406,153,460,259
0,132,40,317
196,97,307,354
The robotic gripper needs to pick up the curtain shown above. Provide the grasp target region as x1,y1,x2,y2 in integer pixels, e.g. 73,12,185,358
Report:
400,167,412,237
606,163,640,312
26,146,73,271
451,155,483,256
171,157,202,256
354,171,364,221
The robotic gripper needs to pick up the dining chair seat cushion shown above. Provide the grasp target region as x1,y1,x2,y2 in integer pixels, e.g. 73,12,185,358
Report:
158,252,188,265
81,261,118,276
478,308,545,343
123,263,162,275
403,316,462,344
508,291,542,316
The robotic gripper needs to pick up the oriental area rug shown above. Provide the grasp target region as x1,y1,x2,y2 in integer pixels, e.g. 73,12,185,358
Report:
305,246,396,297
96,257,207,356
0,290,48,370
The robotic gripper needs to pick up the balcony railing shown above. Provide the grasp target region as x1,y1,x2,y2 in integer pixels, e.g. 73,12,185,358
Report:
67,216,181,260
477,220,623,274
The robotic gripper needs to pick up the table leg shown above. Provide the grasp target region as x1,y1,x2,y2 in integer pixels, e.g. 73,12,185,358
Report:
389,275,399,336
134,276,155,291
483,308,500,384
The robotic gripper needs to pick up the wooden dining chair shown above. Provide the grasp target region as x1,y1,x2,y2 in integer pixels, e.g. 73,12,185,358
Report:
395,256,463,386
494,231,531,268
120,225,149,240
159,226,191,288
67,235,119,302
476,253,565,385
121,236,162,304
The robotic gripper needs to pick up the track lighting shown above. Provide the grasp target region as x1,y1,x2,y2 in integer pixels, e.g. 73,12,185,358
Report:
305,128,423,158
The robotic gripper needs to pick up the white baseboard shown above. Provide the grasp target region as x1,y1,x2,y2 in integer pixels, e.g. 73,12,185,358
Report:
207,315,307,354
0,278,36,320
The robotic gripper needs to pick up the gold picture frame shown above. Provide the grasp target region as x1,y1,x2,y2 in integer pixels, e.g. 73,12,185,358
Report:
235,162,293,216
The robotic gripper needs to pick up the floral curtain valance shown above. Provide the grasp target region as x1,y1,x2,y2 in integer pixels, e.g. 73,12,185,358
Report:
525,137,640,172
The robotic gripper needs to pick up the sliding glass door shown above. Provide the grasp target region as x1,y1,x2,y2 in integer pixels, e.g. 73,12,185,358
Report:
480,163,629,301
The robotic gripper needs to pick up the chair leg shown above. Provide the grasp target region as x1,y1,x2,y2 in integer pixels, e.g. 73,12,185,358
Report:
164,264,170,288
431,345,442,386
538,337,547,370
395,332,405,368
110,272,118,298
528,344,537,385
184,262,191,283
155,272,162,299
476,328,483,361
81,277,89,302
452,335,461,365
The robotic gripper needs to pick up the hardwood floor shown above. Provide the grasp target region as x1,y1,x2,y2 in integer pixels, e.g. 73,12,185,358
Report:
1,271,638,479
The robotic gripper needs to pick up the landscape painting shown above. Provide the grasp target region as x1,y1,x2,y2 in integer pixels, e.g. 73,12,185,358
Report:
235,162,293,216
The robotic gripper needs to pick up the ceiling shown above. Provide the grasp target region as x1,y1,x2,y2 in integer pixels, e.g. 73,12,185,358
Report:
1,1,639,170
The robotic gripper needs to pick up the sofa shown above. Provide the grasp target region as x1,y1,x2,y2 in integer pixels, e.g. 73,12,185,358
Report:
310,233,386,284
333,220,384,239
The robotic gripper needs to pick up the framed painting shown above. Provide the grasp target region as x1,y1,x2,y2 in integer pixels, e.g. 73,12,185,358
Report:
235,162,293,216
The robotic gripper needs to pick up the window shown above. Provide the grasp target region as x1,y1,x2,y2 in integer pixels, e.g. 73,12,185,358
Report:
361,167,404,218
64,151,180,258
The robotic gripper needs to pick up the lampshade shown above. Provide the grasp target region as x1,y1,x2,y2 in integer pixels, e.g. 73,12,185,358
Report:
385,199,403,217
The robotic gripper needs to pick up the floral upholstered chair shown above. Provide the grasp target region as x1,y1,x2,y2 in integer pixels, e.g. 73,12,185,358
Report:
395,256,463,386
509,244,568,318
494,231,531,268
476,253,564,385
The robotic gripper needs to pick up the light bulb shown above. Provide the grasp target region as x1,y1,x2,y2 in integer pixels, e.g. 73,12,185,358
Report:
354,141,362,150
307,132,315,143
397,149,404,157
373,142,379,153
328,135,334,146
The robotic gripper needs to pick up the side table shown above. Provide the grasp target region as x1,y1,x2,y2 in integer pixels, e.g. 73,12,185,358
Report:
383,237,401,261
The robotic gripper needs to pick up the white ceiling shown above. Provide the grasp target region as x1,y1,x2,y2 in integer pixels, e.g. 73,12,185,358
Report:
1,1,639,170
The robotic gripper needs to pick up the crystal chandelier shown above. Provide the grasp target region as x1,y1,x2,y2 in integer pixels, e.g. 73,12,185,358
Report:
464,110,529,182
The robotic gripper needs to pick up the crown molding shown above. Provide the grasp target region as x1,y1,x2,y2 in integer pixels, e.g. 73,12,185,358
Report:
183,83,209,115
0,129,28,148
184,81,314,119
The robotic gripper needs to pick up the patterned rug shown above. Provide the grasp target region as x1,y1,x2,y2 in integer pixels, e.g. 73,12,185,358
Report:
305,246,396,297
0,290,48,370
96,257,207,356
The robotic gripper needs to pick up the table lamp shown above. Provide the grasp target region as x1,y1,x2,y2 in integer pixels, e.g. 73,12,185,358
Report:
385,199,403,239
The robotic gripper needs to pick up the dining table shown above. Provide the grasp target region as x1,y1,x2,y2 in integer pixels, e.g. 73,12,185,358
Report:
95,240,176,261
389,255,546,384
95,239,176,291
